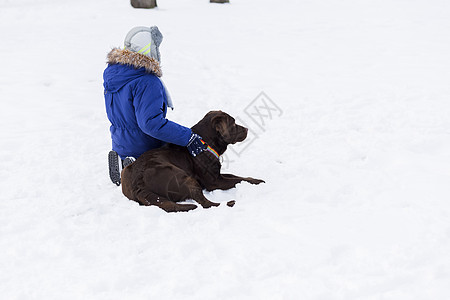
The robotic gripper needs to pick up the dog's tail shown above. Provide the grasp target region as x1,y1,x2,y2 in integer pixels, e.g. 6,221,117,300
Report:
121,166,135,201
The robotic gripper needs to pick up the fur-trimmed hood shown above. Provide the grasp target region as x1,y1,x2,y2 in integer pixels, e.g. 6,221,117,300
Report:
107,48,162,77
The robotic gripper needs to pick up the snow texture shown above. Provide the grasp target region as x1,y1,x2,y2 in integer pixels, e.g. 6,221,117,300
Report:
1,0,450,299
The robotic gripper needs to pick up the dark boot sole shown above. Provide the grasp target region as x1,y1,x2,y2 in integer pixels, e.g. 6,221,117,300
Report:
108,151,121,186
123,157,136,168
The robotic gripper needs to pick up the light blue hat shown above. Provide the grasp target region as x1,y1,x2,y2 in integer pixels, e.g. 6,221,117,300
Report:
124,26,163,62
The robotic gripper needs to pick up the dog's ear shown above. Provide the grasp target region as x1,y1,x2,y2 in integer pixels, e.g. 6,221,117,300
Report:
212,114,233,143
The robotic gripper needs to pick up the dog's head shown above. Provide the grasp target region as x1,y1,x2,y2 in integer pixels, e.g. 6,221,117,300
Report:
210,111,248,144
192,111,248,154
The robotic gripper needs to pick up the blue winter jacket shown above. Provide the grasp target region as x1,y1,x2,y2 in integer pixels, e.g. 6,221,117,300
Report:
103,48,192,159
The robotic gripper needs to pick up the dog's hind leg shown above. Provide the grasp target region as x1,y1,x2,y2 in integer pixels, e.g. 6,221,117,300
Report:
135,190,198,213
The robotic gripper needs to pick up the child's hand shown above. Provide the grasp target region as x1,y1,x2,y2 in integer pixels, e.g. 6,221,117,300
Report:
186,133,207,157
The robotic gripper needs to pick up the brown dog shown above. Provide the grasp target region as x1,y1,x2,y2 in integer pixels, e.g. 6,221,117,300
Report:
121,111,265,212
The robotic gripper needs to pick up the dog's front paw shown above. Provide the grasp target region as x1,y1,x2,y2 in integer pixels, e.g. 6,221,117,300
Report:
246,178,265,185
201,200,220,209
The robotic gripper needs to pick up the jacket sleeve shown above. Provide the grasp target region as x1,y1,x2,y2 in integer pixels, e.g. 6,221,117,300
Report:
133,76,192,146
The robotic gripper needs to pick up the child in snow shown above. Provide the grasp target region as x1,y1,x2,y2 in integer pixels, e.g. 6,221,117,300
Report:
103,26,205,186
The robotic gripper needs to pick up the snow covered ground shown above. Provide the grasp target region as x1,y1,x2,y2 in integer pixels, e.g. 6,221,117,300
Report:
1,0,450,298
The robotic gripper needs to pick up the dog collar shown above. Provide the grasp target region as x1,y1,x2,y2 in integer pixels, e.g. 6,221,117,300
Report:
200,139,220,159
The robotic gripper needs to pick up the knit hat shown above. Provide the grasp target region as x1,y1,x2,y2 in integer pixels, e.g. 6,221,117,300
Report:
124,26,163,62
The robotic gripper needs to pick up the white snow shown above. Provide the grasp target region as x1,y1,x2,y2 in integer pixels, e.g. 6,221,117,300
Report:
1,0,450,299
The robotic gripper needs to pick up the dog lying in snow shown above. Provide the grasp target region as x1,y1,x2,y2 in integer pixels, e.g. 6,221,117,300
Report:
121,111,265,212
